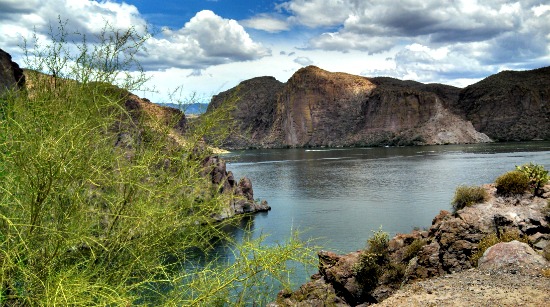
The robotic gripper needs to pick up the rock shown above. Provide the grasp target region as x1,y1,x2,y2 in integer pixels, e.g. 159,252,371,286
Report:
450,66,550,141
207,66,498,149
0,48,25,96
478,240,549,274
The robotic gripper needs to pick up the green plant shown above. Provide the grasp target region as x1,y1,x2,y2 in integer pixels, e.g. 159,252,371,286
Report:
353,229,390,293
451,185,488,213
495,170,530,196
0,19,312,306
470,230,530,266
402,238,426,262
516,163,549,196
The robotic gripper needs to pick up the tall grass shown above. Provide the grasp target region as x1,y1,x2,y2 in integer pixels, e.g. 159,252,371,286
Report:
0,19,312,305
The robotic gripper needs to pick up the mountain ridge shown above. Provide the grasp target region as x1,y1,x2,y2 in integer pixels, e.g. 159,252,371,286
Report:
208,65,550,149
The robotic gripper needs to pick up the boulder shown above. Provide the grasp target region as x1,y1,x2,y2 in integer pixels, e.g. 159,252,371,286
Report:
478,240,549,274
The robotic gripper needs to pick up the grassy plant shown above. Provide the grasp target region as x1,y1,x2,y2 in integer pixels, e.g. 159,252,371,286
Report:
0,19,313,306
495,170,530,196
469,230,530,266
451,185,488,213
516,163,549,196
402,238,426,262
353,229,390,293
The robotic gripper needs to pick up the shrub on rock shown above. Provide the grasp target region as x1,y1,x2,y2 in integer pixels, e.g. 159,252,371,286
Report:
451,185,488,213
495,170,530,196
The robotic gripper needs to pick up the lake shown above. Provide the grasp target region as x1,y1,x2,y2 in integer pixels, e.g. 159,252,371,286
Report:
223,142,550,255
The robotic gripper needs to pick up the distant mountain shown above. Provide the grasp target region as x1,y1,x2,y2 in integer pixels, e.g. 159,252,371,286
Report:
157,102,209,115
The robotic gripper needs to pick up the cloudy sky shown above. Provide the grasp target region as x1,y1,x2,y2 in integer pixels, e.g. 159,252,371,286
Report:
1,0,549,103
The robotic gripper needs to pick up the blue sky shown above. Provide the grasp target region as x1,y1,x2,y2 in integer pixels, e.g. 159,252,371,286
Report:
1,0,549,103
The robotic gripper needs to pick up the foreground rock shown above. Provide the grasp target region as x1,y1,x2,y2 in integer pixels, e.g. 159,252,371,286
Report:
373,268,550,306
272,184,550,306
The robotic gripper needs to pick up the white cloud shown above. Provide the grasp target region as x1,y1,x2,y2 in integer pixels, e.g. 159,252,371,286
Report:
240,14,290,33
141,10,271,70
278,0,352,27
0,2,269,71
280,0,549,77
293,56,314,66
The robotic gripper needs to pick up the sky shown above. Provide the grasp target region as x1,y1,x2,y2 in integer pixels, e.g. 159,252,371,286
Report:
1,0,549,103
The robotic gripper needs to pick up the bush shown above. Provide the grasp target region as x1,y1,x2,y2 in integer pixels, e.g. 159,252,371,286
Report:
353,229,390,293
0,19,311,306
495,170,530,196
451,185,488,213
516,163,549,196
402,238,426,262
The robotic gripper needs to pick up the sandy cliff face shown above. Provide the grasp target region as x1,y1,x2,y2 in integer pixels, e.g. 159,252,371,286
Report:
452,66,550,141
208,66,492,148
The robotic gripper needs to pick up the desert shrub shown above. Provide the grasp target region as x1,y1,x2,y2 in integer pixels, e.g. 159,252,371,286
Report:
382,262,406,284
402,238,426,262
516,163,549,196
495,170,530,196
470,230,530,266
0,20,312,306
353,229,390,293
451,185,488,213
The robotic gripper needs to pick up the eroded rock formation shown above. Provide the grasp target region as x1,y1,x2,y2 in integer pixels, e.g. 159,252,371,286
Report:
208,66,496,149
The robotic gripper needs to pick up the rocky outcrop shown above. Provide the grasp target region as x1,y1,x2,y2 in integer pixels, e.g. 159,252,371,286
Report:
208,66,493,149
208,76,284,148
450,66,550,141
202,155,270,221
272,184,550,306
0,48,25,96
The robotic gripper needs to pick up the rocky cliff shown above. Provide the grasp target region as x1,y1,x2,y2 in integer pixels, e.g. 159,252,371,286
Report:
450,66,550,141
208,65,550,149
208,76,284,148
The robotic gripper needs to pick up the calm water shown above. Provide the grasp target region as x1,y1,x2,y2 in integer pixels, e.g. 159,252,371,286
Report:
223,142,550,254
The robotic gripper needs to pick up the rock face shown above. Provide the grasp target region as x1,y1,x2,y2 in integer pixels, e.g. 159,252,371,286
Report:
208,65,550,149
208,76,284,148
272,184,550,306
208,66,495,149
450,66,550,141
0,48,25,96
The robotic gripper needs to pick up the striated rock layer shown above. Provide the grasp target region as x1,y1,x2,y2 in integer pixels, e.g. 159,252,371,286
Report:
208,65,550,149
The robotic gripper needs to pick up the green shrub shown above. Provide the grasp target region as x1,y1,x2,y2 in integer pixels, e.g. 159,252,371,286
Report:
353,229,390,293
0,19,312,306
516,163,549,196
402,238,426,262
451,185,488,213
495,170,530,196
470,230,530,266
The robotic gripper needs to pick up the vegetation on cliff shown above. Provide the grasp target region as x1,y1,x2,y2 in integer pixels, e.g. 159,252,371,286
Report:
0,22,311,305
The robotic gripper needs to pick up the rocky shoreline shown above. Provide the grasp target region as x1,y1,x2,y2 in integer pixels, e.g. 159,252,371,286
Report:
270,184,550,306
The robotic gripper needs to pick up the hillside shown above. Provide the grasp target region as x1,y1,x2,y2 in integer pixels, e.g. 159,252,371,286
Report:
207,65,550,149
